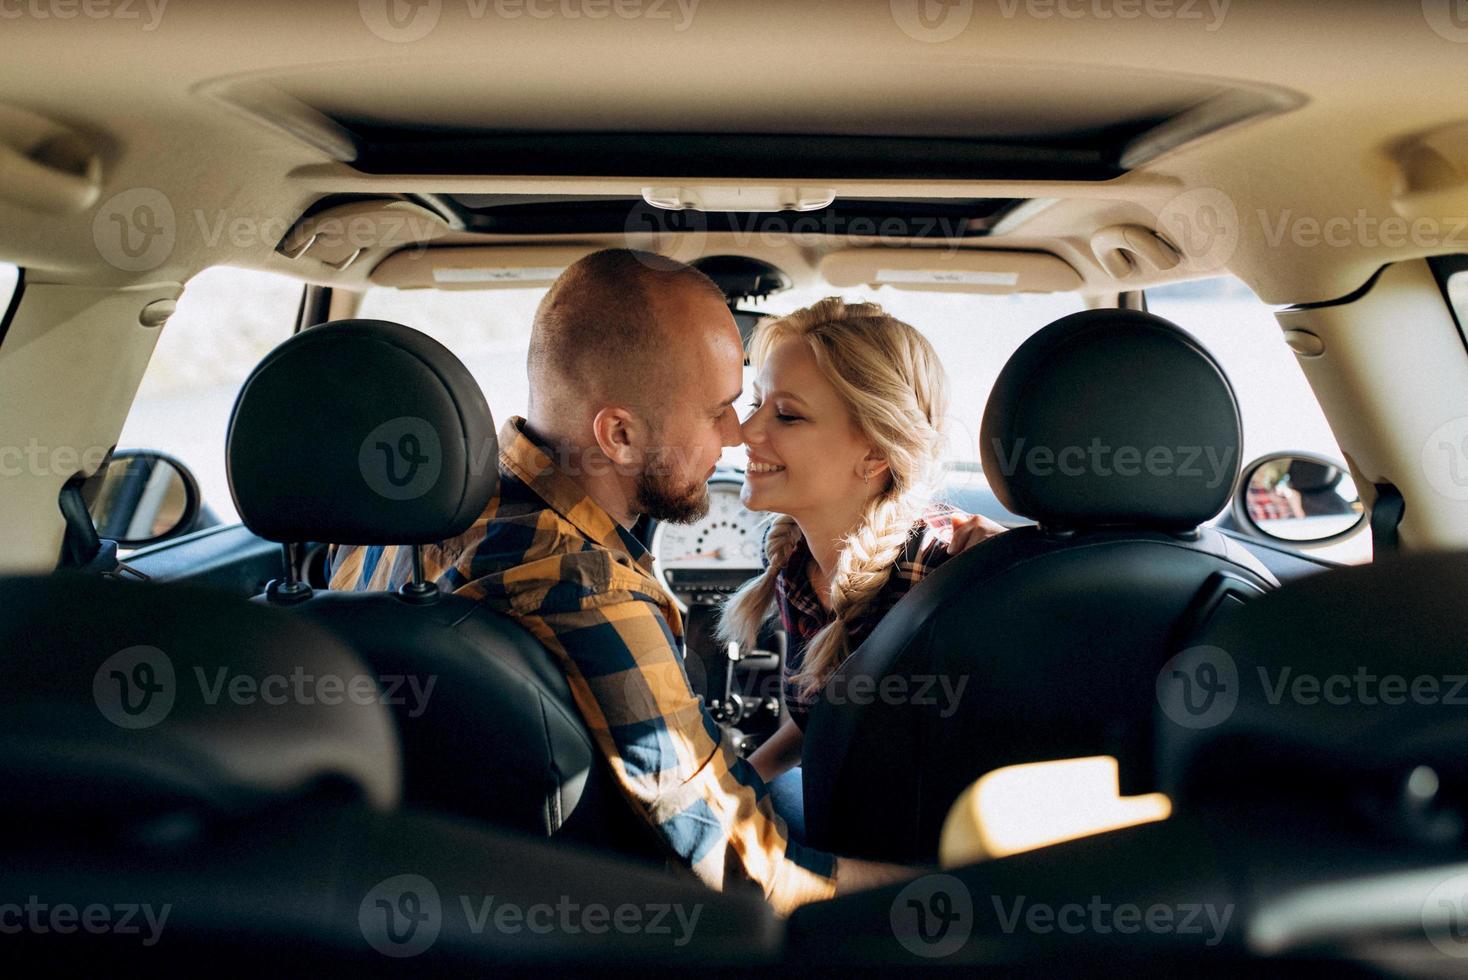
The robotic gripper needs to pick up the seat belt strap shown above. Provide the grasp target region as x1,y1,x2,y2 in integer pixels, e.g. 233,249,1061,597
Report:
1371,482,1406,554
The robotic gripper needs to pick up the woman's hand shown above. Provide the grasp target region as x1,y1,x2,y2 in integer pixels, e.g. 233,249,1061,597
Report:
945,513,1008,555
748,716,804,783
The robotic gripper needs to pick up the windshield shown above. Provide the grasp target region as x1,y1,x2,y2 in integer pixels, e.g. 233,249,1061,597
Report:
357,285,1084,470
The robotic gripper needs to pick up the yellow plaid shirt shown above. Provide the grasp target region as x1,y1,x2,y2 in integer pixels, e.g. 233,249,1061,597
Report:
329,416,837,914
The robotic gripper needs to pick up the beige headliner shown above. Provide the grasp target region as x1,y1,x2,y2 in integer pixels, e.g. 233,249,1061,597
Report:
0,0,1465,304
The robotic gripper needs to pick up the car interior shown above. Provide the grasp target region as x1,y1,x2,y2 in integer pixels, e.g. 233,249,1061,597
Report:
4,1,1468,973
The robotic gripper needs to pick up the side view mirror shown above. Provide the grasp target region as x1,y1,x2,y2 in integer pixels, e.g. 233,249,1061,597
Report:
89,450,203,547
1233,451,1366,546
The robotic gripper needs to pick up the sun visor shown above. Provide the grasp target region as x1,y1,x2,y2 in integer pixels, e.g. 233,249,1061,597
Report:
369,245,600,289
819,248,1081,294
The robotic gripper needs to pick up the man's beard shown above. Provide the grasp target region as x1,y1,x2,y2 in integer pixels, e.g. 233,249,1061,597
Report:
633,462,710,524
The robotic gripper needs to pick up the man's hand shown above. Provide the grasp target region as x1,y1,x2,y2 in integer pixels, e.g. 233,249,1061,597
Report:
834,856,928,896
945,513,1008,555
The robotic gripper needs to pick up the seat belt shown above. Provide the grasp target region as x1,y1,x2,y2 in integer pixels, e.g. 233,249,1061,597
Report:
1370,482,1406,555
56,480,145,579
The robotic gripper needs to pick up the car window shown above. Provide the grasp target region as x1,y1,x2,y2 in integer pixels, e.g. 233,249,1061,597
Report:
359,284,1084,471
117,267,304,524
1147,277,1345,464
1446,267,1468,330
0,262,18,318
745,287,1084,467
1148,277,1369,563
359,285,542,430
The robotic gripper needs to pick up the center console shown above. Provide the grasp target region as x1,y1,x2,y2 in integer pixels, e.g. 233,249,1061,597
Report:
670,568,787,755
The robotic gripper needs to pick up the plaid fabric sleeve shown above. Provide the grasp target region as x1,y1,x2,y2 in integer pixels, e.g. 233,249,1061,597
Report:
497,549,838,916
891,505,965,586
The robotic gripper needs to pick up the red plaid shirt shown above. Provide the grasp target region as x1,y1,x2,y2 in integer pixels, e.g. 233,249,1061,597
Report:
773,504,963,729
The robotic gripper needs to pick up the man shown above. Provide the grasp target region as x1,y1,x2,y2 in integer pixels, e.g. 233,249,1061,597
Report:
330,249,912,914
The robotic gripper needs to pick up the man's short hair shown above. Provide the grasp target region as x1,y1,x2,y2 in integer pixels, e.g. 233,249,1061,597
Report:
527,249,726,407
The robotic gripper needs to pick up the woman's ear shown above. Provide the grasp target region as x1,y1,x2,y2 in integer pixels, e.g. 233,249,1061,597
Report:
858,448,891,484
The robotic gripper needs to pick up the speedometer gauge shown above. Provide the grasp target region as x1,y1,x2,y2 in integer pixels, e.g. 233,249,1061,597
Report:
650,476,768,607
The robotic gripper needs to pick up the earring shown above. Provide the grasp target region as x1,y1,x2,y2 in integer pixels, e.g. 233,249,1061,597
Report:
863,470,870,486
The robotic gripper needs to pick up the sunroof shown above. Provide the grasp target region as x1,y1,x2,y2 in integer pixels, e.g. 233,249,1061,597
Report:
431,193,1027,238
348,129,1134,182
211,62,1302,183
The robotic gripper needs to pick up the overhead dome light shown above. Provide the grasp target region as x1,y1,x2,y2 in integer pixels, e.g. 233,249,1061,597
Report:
642,185,835,213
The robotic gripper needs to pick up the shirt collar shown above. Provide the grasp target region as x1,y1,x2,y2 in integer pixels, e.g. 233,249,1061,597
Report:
778,537,827,622
497,416,652,569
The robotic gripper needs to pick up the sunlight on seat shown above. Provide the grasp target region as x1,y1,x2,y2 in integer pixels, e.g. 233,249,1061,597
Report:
939,756,1172,869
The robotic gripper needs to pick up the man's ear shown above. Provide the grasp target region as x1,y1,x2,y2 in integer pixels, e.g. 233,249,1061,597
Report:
591,406,645,470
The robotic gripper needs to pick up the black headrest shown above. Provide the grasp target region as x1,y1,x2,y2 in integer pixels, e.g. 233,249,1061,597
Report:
227,319,497,545
0,574,399,830
1158,552,1468,806
980,309,1242,530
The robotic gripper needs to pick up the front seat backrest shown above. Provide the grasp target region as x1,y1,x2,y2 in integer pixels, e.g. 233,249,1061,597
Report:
1159,551,1468,812
0,571,399,828
0,573,778,971
226,319,656,857
801,309,1277,862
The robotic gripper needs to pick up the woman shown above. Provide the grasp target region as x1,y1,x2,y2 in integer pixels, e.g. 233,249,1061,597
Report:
717,297,1004,838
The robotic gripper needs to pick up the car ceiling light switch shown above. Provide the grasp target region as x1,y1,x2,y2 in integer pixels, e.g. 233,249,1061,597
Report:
1091,224,1182,280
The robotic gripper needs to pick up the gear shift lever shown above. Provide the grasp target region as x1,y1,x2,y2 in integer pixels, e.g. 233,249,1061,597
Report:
709,641,748,725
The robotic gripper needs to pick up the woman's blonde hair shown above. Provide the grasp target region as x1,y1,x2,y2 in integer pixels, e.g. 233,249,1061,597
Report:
716,297,949,698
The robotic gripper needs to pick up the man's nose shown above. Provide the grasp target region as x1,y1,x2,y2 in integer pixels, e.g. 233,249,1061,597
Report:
738,411,762,448
722,410,744,448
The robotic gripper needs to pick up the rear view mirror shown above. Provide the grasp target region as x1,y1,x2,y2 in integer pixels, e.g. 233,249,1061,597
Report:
1235,452,1365,545
89,450,201,547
